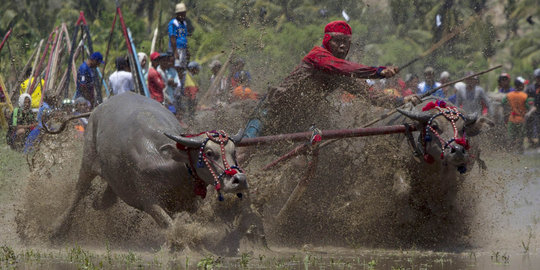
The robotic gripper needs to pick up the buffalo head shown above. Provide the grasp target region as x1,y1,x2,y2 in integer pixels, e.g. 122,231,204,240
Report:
161,129,248,196
397,101,493,169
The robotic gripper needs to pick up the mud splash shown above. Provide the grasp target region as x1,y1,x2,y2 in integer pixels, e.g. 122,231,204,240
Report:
6,94,540,260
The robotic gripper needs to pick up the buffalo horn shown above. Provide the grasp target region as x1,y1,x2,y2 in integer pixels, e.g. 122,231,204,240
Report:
396,108,432,123
231,129,244,143
463,112,478,125
164,133,204,148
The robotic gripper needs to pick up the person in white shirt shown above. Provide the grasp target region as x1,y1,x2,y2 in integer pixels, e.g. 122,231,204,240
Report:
109,57,135,95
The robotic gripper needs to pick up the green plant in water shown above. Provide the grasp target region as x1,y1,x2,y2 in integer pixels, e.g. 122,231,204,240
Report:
238,252,250,268
367,259,377,269
197,254,221,269
0,245,17,265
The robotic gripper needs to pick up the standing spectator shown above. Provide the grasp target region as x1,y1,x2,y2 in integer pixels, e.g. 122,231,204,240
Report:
20,69,44,109
456,71,492,115
73,97,91,135
209,59,228,104
502,77,534,152
230,58,251,89
417,67,442,97
498,73,514,93
168,3,192,79
440,71,456,103
403,74,418,97
138,52,149,82
232,71,258,101
148,52,166,103
75,52,104,108
109,57,134,95
8,94,36,150
525,68,540,147
184,61,201,119
157,54,181,109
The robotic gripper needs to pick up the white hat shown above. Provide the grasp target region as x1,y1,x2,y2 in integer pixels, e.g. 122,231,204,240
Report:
440,71,450,79
534,68,540,78
175,3,187,13
19,93,32,108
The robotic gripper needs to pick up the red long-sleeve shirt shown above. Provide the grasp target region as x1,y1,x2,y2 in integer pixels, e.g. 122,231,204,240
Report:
148,67,165,103
264,46,397,134
303,46,385,78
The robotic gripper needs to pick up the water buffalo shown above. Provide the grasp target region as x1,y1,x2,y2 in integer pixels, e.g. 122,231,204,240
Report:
386,97,493,223
51,93,248,239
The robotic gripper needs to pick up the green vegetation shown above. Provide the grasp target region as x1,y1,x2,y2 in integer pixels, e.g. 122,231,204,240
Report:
0,0,538,96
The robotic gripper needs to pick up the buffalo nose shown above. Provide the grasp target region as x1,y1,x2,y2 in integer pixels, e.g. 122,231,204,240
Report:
232,173,248,189
451,144,465,155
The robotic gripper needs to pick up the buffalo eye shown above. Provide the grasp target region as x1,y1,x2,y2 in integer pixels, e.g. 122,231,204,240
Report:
206,150,214,158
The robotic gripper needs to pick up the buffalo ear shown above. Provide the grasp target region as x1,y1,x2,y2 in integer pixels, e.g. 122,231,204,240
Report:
465,116,494,137
159,144,185,162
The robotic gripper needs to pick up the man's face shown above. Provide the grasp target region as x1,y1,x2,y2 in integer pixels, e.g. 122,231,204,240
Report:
465,77,477,87
499,77,509,88
536,76,540,84
89,59,101,68
76,103,89,113
212,65,221,75
425,72,434,83
176,11,186,21
24,97,31,110
328,34,351,59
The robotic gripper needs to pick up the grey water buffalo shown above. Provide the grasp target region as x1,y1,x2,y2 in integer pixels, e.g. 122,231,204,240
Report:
51,93,248,239
384,97,493,222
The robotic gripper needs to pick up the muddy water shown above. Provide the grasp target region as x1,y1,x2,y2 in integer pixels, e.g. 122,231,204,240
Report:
2,98,540,269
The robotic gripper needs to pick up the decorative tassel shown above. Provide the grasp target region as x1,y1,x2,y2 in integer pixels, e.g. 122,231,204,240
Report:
425,134,432,142
218,193,224,201
424,154,435,164
197,161,205,168
440,152,444,159
457,165,467,174
236,193,243,199
214,182,221,190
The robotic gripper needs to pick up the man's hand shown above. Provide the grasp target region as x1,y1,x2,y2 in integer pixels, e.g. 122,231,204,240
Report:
404,94,421,105
381,66,399,78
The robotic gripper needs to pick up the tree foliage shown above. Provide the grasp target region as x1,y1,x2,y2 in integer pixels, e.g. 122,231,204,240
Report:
0,0,538,93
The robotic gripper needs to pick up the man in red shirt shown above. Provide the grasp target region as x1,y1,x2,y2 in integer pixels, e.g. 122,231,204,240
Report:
264,21,419,134
148,52,165,103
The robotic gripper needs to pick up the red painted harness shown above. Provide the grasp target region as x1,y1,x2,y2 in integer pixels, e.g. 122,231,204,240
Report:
176,130,243,200
421,100,470,173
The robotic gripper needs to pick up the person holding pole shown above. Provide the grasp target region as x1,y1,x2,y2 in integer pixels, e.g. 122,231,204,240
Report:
263,21,420,135
20,69,44,109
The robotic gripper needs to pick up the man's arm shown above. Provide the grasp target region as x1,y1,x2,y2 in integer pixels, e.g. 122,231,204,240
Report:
303,47,387,79
479,88,492,115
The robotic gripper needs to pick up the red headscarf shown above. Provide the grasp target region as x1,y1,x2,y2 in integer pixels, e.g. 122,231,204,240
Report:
322,21,352,53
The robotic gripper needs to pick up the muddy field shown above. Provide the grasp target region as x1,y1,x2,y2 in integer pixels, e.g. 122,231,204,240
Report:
1,97,539,269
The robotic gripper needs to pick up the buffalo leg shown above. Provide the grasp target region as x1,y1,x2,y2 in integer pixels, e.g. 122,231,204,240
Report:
51,167,96,242
92,184,118,210
144,204,174,229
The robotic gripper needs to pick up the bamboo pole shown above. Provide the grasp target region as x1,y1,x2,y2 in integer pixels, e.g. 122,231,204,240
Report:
150,27,158,54
11,41,40,98
0,75,13,111
25,39,44,94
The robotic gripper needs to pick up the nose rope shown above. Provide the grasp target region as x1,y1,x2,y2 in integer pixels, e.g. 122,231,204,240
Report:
421,100,470,173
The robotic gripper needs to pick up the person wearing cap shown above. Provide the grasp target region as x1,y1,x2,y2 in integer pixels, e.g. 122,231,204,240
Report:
148,52,166,104
209,59,229,104
502,77,534,152
109,56,134,96
19,69,44,109
75,51,104,108
168,3,193,75
263,21,419,134
417,67,443,97
498,73,514,93
456,71,492,116
183,61,201,119
230,58,251,89
525,68,540,146
440,71,456,103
